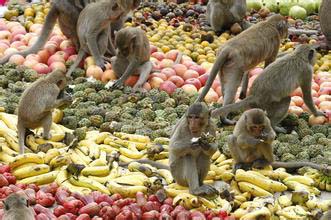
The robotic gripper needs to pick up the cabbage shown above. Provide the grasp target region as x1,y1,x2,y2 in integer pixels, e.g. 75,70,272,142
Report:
298,0,316,15
247,0,263,11
289,5,307,19
263,0,279,12
279,0,298,15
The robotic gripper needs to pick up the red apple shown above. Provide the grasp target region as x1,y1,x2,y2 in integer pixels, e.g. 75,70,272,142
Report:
160,80,177,95
50,61,66,72
159,59,174,68
55,51,69,61
172,64,187,78
37,50,51,64
183,69,199,80
181,60,195,68
49,35,65,46
151,52,165,61
150,45,158,54
10,41,24,49
8,54,25,65
149,72,167,81
165,50,179,61
33,63,51,74
10,34,24,43
63,47,76,57
211,80,221,91
143,82,151,91
198,73,209,86
319,87,331,95
47,54,65,66
149,77,164,88
189,65,206,75
59,40,74,50
23,59,38,68
26,54,40,62
182,84,198,96
184,78,202,90
44,42,58,55
161,67,176,78
168,75,184,87
0,31,11,40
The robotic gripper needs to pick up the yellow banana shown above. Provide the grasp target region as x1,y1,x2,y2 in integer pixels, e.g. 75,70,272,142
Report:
94,132,111,144
285,181,320,195
0,129,19,152
165,187,189,197
81,166,110,177
217,158,233,166
284,175,315,186
277,194,292,208
44,148,61,164
0,122,16,137
107,180,147,197
52,108,63,123
305,195,319,210
34,138,66,149
173,193,201,209
230,180,242,195
233,208,249,219
127,161,156,176
153,137,169,145
89,158,108,167
98,144,118,154
25,135,39,151
13,164,50,179
74,148,92,164
69,175,110,194
240,201,263,209
216,171,234,181
238,182,273,197
99,150,107,161
113,132,150,143
69,149,87,165
236,169,287,192
56,169,92,195
276,206,309,219
156,159,169,165
157,169,174,184
214,154,228,164
49,154,71,168
317,200,331,212
10,153,44,169
12,162,37,172
211,150,221,161
240,207,271,220
119,147,144,159
0,142,18,156
89,142,100,159
205,170,216,180
113,173,149,186
0,151,14,163
0,112,17,130
234,195,247,203
18,170,59,185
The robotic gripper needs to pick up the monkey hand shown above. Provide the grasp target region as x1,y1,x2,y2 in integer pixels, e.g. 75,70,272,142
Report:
315,110,327,118
110,80,124,90
191,141,201,150
63,95,73,104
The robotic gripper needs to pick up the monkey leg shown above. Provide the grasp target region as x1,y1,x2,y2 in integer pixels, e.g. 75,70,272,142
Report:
219,68,244,125
239,72,248,99
41,113,52,140
132,61,153,92
86,33,107,71
266,97,291,133
252,159,270,169
17,122,26,154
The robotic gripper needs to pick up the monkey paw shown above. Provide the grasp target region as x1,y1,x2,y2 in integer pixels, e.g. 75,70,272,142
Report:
194,185,219,198
234,163,251,172
252,159,269,169
43,133,52,140
273,126,287,134
221,117,237,125
109,80,124,90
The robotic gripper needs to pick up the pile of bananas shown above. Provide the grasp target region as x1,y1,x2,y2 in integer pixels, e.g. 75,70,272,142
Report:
299,167,331,192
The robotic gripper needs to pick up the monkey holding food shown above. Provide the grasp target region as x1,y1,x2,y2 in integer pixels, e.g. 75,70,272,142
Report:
17,69,72,154
195,14,288,125
206,0,248,33
320,0,331,49
2,193,34,220
106,27,153,92
228,108,330,172
211,44,326,134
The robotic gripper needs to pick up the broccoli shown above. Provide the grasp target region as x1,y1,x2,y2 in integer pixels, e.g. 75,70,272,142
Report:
71,68,85,79
73,83,89,92
137,97,153,109
73,77,87,84
296,151,310,161
75,109,89,118
62,116,78,129
3,63,17,69
78,118,92,128
123,86,134,94
137,108,156,121
164,107,177,115
5,69,22,82
166,113,178,123
155,91,169,103
22,69,39,82
87,92,103,104
122,107,137,116
6,94,20,103
310,155,324,164
151,129,167,139
299,112,310,121
63,108,76,116
127,94,140,103
91,80,105,91
98,90,113,103
155,110,166,118
162,98,176,108
313,133,326,141
297,118,309,129
297,128,314,139
120,113,135,120
112,89,124,98
317,137,330,146
280,113,299,127
109,121,123,132
152,103,164,111
121,124,136,134
145,121,161,130
74,127,87,141
311,125,328,136
274,142,292,157
88,107,107,117
301,135,317,146
105,111,120,122
307,144,324,158
277,134,300,144
73,90,86,99
281,153,296,162
136,128,153,137
85,88,96,94
322,151,331,165
9,81,26,93
89,115,104,127
176,104,189,117
99,103,111,111
0,75,9,88
122,102,136,109
5,103,17,114
117,95,129,106
171,88,191,105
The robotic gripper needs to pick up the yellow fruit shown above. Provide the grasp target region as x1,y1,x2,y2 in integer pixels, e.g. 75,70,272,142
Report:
81,166,110,177
18,170,59,185
107,181,147,197
238,182,273,197
10,153,44,169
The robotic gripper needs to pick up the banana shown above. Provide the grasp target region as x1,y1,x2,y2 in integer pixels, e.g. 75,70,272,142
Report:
0,129,19,152
200,197,217,209
254,169,292,180
156,159,169,165
238,182,273,197
236,169,287,192
49,154,71,168
165,187,189,197
276,205,309,219
105,136,147,151
240,201,263,209
214,154,228,164
317,200,331,212
0,112,17,130
12,162,38,172
305,195,319,210
240,207,271,220
89,142,100,159
69,149,87,165
277,194,292,208
0,151,14,163
234,195,247,203
107,180,147,197
153,137,170,145
119,147,144,159
216,171,234,181
18,170,59,185
56,124,73,134
56,169,92,195
284,175,315,186
230,180,242,195
25,135,39,152
98,144,118,154
69,175,110,194
205,170,216,180
212,164,231,175
89,158,108,167
0,122,16,137
112,173,149,186
81,166,110,177
94,132,111,144
119,154,135,163
113,132,150,143
285,181,320,195
52,108,63,123
74,148,92,164
211,150,221,161
89,174,112,184
233,208,249,219
99,150,107,161
0,144,18,157
157,169,174,184
127,161,155,176
13,164,50,179
10,153,44,169
214,197,232,213
173,193,201,209
34,138,66,149
103,138,122,149
44,148,61,164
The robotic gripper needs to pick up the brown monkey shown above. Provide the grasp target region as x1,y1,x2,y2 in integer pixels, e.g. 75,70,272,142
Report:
211,44,327,133
65,0,127,76
320,210,331,220
229,108,331,172
2,193,34,220
106,27,153,92
17,70,72,154
206,0,248,33
320,0,331,49
195,14,288,125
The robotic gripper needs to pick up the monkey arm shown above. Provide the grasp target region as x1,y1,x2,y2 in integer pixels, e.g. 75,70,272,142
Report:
257,143,274,162
201,143,218,156
230,0,246,21
237,134,262,149
112,59,139,88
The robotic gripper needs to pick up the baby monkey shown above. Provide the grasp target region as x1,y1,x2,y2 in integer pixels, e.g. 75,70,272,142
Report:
2,193,34,220
17,70,72,154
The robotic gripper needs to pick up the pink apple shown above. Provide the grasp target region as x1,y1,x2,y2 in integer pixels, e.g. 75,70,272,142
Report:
63,47,76,57
172,64,187,78
33,63,51,74
23,59,38,68
168,75,185,87
44,42,58,55
161,67,176,78
189,65,206,75
10,34,24,42
50,61,66,72
149,77,164,88
150,45,158,54
183,69,199,80
160,80,177,95
184,78,202,90
59,40,74,50
198,73,209,86
49,35,65,46
55,51,69,61
182,84,198,96
47,54,65,66
26,54,40,62
149,72,167,81
151,52,165,61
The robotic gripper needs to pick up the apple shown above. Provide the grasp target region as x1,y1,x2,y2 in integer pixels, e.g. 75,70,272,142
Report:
168,75,185,87
184,78,202,90
47,54,65,66
55,51,69,61
37,50,50,64
149,72,167,81
63,47,76,57
149,77,164,88
150,45,158,54
160,81,177,95
198,73,209,86
182,84,198,96
44,42,58,55
59,40,74,50
49,35,65,46
165,50,179,61
33,63,51,74
189,65,206,75
151,52,165,61
10,41,24,49
161,67,176,78
50,61,66,72
0,31,11,40
183,69,199,80
172,64,187,78
159,59,174,68
11,34,24,42
8,54,25,65
23,59,38,68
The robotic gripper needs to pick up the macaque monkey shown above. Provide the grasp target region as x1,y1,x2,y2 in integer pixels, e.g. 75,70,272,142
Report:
320,0,331,49
66,0,127,76
2,193,34,220
229,109,331,172
106,27,153,92
320,211,331,220
211,44,326,133
206,0,248,33
17,70,72,154
195,14,288,125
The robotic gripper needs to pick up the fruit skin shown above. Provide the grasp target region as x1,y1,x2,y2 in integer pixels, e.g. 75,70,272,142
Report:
238,181,273,197
69,175,110,194
12,164,50,179
283,175,315,186
9,153,44,169
107,180,147,198
17,170,59,185
239,207,271,220
81,166,110,177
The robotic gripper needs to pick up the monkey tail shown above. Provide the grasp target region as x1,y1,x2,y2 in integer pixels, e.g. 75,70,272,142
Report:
271,161,330,173
0,6,59,64
119,159,170,170
66,49,85,77
195,49,229,103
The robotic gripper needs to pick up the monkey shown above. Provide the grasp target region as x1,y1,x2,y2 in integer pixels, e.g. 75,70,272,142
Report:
206,0,248,33
105,27,153,92
211,44,327,134
195,14,288,125
17,69,72,154
2,193,34,220
65,0,128,76
320,0,331,49
320,210,331,220
229,108,331,173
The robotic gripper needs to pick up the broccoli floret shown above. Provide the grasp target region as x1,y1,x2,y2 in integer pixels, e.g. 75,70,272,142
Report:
5,69,22,82
122,102,136,109
166,113,178,123
176,104,189,117
22,69,39,82
63,108,76,116
277,134,300,144
164,107,177,115
6,94,20,103
296,151,310,161
122,107,137,116
299,112,310,121
0,75,9,88
297,118,309,129
127,94,140,103
161,98,176,109
145,121,160,130
317,137,330,146
155,91,169,103
274,142,292,157
78,118,92,128
311,155,324,164
105,111,120,122
120,113,135,120
137,108,156,121
62,116,78,129
219,142,231,157
297,128,314,139
122,86,133,94
151,129,167,139
5,103,17,114
89,115,104,127
75,109,89,118
71,68,85,79
311,125,328,136
73,83,89,92
281,153,296,162
313,133,326,141
9,81,26,93
87,92,103,104
73,90,86,100
137,97,153,109
136,128,153,137
73,77,87,84
99,103,111,111
301,135,317,146
91,80,105,91
74,127,87,141
322,151,331,165
98,90,113,103
152,103,164,110
307,144,324,158
112,89,124,98
155,110,166,118
88,107,107,117
121,124,136,134
85,88,96,94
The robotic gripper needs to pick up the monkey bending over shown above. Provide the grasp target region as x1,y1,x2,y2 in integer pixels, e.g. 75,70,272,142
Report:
320,0,331,49
229,109,331,173
66,0,129,76
106,27,153,92
206,0,248,33
17,70,72,154
195,14,288,125
211,44,326,133
2,193,34,220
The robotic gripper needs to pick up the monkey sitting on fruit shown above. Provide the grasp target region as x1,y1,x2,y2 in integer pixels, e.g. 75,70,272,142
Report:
2,193,34,220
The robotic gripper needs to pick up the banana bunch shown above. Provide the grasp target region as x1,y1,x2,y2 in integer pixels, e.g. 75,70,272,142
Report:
235,169,287,197
301,167,331,191
252,167,292,181
210,151,234,181
283,175,320,195
276,205,311,219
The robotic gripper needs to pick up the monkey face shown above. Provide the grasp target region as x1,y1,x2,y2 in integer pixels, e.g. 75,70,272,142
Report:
188,114,207,136
249,124,265,137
